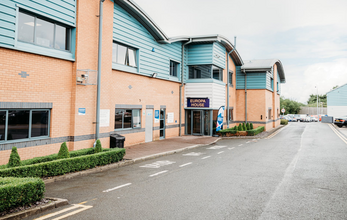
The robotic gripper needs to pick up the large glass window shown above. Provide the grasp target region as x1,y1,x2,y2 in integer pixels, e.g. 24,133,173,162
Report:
189,65,211,79
18,11,70,51
170,61,179,77
112,42,137,67
0,110,50,142
114,109,141,130
31,111,49,137
0,111,6,141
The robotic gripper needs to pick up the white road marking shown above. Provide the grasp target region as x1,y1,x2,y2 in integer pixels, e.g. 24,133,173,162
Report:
183,152,204,156
207,145,226,150
238,144,243,146
103,183,132,193
217,151,224,154
246,141,251,144
34,204,92,220
140,160,176,168
266,125,290,139
179,162,192,167
201,156,211,159
149,170,168,177
228,147,235,150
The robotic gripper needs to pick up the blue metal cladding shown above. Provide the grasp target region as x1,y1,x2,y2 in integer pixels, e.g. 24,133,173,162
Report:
113,3,182,81
187,44,213,66
213,42,226,69
0,0,76,48
266,72,272,91
186,42,225,69
277,72,281,94
327,84,347,106
236,69,267,89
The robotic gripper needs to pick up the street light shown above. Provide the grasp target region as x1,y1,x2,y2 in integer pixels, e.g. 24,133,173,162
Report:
315,86,318,117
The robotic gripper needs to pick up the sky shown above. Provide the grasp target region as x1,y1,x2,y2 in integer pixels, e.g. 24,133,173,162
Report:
134,0,347,103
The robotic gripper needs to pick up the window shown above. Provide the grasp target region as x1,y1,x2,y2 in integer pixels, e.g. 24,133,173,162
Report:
112,42,137,67
170,60,179,77
115,109,141,130
18,11,70,51
277,82,279,92
229,71,233,86
271,78,274,90
212,66,223,81
0,110,49,142
268,109,272,120
188,65,212,79
229,109,233,121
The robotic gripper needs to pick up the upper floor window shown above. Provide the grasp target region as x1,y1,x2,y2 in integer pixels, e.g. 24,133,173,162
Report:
18,11,70,51
170,60,179,77
212,66,223,81
189,65,212,79
271,78,274,90
112,42,137,67
0,109,50,142
229,71,233,86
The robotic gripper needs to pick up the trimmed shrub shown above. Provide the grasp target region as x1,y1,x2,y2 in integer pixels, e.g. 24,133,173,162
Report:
243,123,247,131
234,126,238,132
250,123,254,130
238,124,243,131
94,139,102,153
0,177,45,212
0,148,126,178
8,147,21,168
281,119,288,125
246,123,250,131
57,142,69,159
247,126,265,136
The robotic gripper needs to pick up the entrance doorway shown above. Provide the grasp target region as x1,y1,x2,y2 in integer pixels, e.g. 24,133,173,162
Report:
186,110,211,136
159,108,165,139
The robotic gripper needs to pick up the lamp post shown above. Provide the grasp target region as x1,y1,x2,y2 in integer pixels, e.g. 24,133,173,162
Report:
315,86,318,117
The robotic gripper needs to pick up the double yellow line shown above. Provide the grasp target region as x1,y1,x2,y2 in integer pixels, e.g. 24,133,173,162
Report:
329,124,347,144
265,125,288,139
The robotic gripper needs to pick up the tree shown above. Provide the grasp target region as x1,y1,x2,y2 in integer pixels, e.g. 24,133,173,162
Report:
332,85,339,90
8,147,21,168
280,97,304,114
57,142,70,159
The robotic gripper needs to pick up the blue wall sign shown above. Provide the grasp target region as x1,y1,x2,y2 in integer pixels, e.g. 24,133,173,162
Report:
187,98,209,108
78,108,86,115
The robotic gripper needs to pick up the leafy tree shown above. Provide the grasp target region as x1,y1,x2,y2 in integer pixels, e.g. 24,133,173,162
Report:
8,147,21,168
332,85,339,90
280,96,304,114
307,94,327,106
57,142,70,159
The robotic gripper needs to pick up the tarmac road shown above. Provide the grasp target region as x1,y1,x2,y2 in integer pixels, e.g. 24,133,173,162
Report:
28,122,347,220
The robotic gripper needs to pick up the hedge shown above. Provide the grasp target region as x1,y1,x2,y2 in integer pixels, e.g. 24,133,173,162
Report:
0,148,101,170
0,177,45,212
247,126,265,136
0,148,125,178
281,119,288,125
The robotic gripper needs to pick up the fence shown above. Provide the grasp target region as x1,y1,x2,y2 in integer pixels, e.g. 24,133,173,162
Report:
299,107,327,115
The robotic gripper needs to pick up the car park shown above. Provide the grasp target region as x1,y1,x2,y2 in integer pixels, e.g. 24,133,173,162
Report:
334,116,347,128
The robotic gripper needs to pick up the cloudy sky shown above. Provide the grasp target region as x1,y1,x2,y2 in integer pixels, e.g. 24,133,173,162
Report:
134,0,347,103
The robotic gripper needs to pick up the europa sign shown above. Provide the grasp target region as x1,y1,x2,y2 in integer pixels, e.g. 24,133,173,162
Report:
187,98,209,108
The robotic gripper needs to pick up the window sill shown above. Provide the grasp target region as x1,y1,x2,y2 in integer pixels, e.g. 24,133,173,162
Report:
0,136,50,145
16,41,74,61
112,63,138,74
114,127,141,131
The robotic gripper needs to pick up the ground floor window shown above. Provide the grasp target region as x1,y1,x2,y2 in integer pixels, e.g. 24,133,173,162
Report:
229,109,233,121
268,109,272,120
0,109,50,142
115,109,141,130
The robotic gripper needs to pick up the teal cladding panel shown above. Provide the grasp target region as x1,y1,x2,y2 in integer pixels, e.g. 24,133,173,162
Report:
266,72,272,91
0,0,76,48
187,44,213,66
236,69,267,89
113,3,182,81
213,42,225,69
277,72,281,94
327,84,347,106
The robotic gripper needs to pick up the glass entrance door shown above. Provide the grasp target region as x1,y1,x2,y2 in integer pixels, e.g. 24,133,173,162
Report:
160,108,165,139
192,110,202,135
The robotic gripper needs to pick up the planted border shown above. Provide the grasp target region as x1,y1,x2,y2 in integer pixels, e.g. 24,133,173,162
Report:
0,148,125,178
0,177,45,212
247,126,265,136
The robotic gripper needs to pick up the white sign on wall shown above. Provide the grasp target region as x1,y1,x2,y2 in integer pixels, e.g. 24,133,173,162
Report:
100,109,110,127
167,112,174,123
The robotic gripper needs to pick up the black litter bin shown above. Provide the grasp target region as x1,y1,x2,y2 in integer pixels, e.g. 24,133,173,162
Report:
110,134,125,148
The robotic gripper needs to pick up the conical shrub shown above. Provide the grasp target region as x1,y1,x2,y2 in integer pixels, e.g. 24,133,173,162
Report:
246,123,250,131
57,142,70,159
8,146,21,168
250,123,254,130
94,139,102,153
235,125,238,132
243,123,247,131
238,123,243,131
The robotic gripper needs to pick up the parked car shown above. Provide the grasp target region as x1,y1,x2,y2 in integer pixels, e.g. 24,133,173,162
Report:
310,116,318,122
304,116,311,122
334,116,347,128
298,114,307,122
